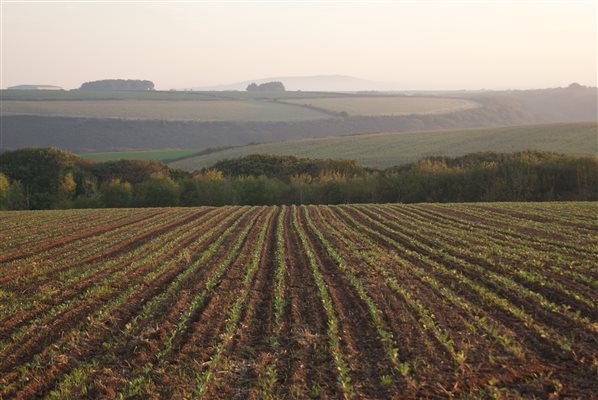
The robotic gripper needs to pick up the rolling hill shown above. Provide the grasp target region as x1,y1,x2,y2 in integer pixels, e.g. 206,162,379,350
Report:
169,121,598,170
0,93,474,122
2,86,596,153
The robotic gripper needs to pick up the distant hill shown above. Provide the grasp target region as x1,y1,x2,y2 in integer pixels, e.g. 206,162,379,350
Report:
1,86,595,152
194,75,397,92
168,122,598,170
7,85,62,91
468,85,598,123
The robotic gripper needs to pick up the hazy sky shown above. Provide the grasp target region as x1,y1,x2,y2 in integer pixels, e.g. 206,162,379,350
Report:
1,1,596,90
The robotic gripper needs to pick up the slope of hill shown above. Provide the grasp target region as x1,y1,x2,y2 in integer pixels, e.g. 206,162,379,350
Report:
467,85,598,123
0,97,516,152
0,99,330,122
169,121,598,170
0,89,350,101
1,86,595,152
0,96,474,122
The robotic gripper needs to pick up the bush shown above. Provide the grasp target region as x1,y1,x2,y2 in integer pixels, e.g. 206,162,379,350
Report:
135,173,179,207
0,173,9,210
100,179,133,208
6,181,27,210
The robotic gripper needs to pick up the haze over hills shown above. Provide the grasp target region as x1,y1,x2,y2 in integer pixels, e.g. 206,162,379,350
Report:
192,75,399,92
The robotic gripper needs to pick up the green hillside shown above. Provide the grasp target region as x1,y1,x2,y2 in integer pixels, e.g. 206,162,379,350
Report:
169,121,598,170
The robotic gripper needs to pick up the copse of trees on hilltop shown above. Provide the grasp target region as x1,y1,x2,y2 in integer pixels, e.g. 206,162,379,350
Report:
246,81,286,92
0,149,596,210
79,79,155,91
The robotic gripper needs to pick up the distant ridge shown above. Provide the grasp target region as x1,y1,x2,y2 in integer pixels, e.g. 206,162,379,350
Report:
193,75,399,92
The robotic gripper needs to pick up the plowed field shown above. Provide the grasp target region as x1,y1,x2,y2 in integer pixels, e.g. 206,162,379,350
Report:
0,203,596,399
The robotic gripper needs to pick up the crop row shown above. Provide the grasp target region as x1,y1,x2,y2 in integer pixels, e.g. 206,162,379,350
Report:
0,202,595,398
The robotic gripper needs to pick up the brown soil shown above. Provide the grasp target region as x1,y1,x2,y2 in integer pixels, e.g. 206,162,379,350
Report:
1,204,596,399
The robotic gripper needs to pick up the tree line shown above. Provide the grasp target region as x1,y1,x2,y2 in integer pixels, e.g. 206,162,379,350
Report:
79,79,155,91
0,149,596,210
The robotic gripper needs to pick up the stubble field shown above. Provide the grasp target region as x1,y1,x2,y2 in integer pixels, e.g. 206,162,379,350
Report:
0,91,479,123
0,100,329,122
0,203,596,399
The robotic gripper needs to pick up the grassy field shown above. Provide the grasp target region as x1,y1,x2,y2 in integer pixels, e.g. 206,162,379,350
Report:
1,90,479,122
0,90,219,101
0,89,348,101
0,99,331,122
284,96,479,116
0,202,596,398
81,148,202,162
170,121,598,170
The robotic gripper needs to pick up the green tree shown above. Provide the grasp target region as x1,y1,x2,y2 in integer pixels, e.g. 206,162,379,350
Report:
7,181,27,210
51,172,78,208
290,173,312,204
135,173,179,207
0,173,9,210
100,179,133,208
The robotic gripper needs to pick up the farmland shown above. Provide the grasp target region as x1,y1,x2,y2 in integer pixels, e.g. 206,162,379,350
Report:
1,91,480,123
0,202,596,398
283,96,479,116
3,87,595,153
169,121,598,170
0,90,220,101
0,89,349,101
0,100,331,122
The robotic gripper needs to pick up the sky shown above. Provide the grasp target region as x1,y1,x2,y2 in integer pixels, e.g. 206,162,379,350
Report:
1,1,596,90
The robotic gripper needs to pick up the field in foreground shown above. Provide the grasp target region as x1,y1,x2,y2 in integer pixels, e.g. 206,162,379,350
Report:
0,203,596,399
170,121,598,170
